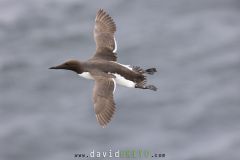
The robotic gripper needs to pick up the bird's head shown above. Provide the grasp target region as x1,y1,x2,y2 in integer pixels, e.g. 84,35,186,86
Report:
49,60,83,74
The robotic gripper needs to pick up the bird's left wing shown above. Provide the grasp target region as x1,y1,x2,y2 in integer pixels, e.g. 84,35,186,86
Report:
90,71,116,127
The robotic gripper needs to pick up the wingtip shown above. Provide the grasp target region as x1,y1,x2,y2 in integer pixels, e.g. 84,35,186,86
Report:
96,8,105,15
95,8,117,33
101,125,107,128
96,114,108,128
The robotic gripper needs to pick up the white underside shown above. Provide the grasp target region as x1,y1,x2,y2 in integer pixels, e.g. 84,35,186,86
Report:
79,72,135,88
78,62,135,90
113,73,135,88
79,72,93,80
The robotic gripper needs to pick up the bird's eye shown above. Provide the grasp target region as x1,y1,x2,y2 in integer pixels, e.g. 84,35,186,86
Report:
65,63,69,66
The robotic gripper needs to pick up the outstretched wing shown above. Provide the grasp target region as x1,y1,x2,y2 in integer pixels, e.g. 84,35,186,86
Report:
92,9,118,61
90,71,116,127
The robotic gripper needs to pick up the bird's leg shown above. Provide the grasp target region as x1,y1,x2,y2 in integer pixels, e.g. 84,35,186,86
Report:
135,84,157,91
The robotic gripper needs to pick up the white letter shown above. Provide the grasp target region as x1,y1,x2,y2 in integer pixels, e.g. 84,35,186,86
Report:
90,150,94,157
115,150,119,157
103,152,107,157
109,150,112,157
96,152,100,158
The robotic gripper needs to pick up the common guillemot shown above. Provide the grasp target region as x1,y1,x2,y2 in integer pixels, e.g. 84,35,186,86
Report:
49,9,157,127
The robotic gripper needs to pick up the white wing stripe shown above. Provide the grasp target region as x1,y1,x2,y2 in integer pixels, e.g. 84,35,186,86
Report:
113,37,117,53
112,78,116,93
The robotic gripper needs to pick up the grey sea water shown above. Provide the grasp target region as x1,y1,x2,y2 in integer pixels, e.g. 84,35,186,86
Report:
1,0,240,160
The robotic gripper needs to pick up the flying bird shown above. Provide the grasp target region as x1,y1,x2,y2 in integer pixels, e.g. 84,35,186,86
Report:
49,9,157,127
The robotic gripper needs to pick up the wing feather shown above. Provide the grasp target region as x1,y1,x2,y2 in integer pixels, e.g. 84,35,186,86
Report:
91,71,116,127
92,9,118,61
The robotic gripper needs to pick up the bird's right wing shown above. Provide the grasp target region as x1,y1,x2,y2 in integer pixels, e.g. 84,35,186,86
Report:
90,71,116,127
91,9,118,61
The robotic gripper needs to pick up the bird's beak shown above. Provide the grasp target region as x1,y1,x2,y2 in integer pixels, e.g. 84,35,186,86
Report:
49,66,56,69
49,64,64,69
